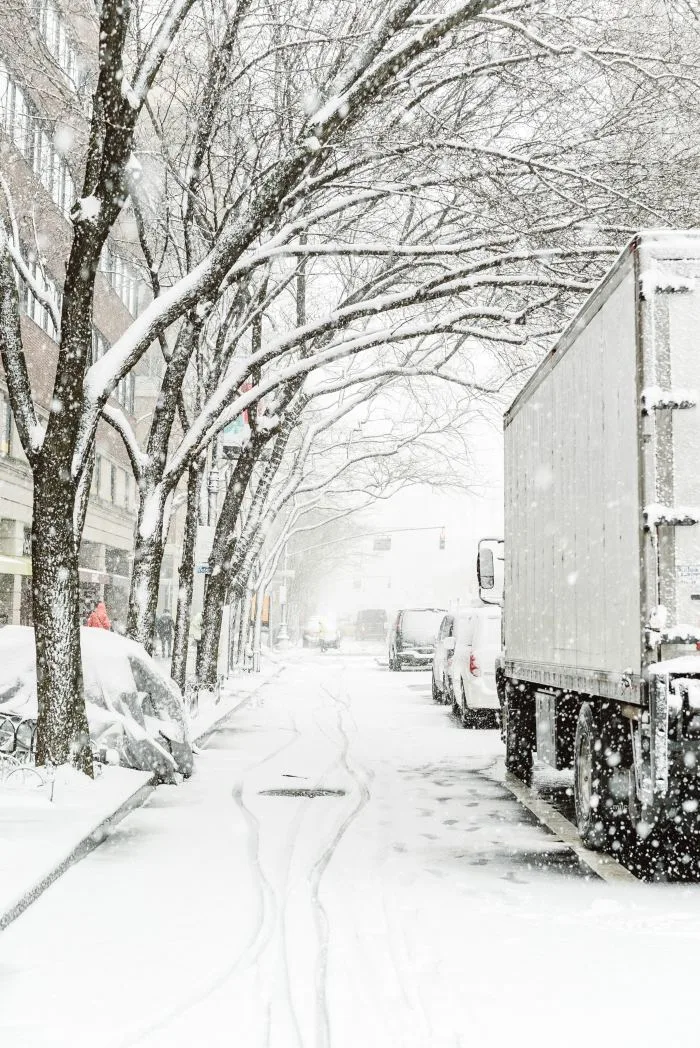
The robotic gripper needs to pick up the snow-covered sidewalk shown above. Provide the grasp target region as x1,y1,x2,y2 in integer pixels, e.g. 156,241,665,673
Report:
0,659,281,934
188,659,282,741
0,764,153,932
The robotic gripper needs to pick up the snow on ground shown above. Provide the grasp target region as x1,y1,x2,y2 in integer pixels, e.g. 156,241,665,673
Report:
0,765,152,927
2,654,700,1047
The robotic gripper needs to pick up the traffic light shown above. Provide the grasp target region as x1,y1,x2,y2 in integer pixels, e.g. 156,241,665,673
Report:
439,527,446,550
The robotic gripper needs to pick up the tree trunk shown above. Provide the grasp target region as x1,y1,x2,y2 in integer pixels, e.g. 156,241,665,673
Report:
236,586,254,668
171,459,203,691
196,439,262,686
252,578,267,670
229,596,242,673
126,487,167,654
196,569,229,688
32,465,92,775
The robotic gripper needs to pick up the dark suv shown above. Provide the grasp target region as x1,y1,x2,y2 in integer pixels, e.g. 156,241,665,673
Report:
356,608,387,640
388,607,446,671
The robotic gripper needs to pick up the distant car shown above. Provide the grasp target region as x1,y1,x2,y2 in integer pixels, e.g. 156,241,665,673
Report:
388,607,446,671
448,605,502,727
431,612,455,702
302,617,340,649
356,608,387,640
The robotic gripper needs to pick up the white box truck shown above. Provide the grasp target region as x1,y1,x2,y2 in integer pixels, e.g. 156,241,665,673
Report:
492,230,700,853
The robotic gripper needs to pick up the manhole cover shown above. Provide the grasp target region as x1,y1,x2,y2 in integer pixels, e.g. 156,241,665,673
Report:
259,788,347,798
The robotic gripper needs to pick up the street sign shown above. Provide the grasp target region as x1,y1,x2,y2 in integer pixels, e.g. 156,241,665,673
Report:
196,564,212,574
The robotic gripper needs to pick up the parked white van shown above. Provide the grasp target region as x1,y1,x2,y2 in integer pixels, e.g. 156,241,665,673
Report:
431,612,455,703
448,605,502,728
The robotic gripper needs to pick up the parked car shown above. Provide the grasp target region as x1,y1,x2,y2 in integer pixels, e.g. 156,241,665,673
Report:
388,607,446,671
0,626,193,778
432,612,455,702
356,608,387,640
448,605,502,727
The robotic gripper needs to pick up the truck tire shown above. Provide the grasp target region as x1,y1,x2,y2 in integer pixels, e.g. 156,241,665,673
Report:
496,666,507,743
574,702,631,851
504,684,535,785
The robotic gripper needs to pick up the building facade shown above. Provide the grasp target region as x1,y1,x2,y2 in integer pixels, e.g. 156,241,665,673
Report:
0,0,178,629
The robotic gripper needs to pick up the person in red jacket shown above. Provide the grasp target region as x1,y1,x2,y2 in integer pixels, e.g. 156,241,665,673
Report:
86,601,111,630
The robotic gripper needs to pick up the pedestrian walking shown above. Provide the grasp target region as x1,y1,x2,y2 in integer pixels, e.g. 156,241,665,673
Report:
86,601,111,630
157,608,175,658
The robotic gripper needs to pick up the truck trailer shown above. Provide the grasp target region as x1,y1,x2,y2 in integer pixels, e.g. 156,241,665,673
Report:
496,230,700,857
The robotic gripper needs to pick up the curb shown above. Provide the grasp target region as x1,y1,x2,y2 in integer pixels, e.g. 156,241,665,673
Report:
0,777,156,933
0,663,286,934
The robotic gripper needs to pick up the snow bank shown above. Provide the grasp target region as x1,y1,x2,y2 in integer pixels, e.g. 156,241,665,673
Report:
0,627,193,780
648,654,700,676
643,503,700,527
659,624,700,644
640,268,695,297
642,386,697,410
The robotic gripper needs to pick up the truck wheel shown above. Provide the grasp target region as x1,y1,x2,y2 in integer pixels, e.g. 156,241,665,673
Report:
461,684,477,729
504,684,535,785
574,702,631,851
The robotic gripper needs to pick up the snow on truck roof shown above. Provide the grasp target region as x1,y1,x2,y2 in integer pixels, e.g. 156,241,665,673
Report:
503,229,700,428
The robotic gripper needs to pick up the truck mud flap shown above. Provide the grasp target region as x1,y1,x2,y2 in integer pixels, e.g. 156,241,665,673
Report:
649,676,669,805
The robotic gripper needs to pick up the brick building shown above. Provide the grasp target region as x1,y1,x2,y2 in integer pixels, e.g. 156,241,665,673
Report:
0,0,179,629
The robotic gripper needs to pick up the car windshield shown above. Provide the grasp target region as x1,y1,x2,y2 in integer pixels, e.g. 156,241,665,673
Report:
401,610,444,644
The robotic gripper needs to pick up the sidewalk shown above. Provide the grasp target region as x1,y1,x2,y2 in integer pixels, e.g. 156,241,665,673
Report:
189,658,281,741
0,658,282,933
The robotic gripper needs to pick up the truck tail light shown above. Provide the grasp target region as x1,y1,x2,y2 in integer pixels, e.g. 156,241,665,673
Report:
469,652,480,677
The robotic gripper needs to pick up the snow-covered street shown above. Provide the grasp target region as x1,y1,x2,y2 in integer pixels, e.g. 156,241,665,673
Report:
4,653,700,1048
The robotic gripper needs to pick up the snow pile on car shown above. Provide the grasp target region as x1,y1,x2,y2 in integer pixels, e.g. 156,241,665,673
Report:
0,626,193,780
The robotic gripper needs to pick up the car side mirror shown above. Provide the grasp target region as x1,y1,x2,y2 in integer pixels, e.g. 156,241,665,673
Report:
444,637,455,653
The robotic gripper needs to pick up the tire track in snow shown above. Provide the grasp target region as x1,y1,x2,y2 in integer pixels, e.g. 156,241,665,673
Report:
119,699,302,1048
311,675,373,1048
271,696,350,1048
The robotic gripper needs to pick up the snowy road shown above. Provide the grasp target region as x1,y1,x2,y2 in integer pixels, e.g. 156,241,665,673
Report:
3,654,700,1047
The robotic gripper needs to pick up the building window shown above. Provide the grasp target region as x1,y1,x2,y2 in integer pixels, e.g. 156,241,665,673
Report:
33,0,80,89
21,256,60,341
91,327,109,364
99,457,111,501
90,455,101,496
79,539,102,571
0,57,75,217
99,244,147,318
0,394,11,457
105,546,129,576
